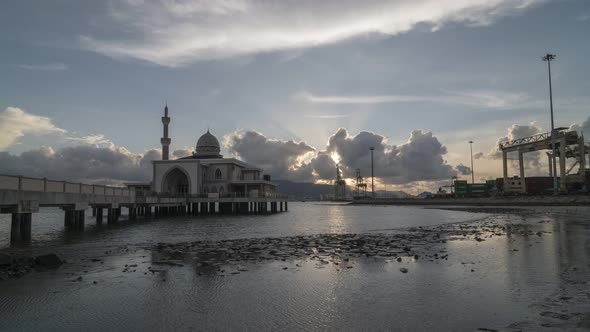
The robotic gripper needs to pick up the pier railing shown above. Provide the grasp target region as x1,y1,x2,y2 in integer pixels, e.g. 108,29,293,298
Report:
0,174,288,206
0,174,132,197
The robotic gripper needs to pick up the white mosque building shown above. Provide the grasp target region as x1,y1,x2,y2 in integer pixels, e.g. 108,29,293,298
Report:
150,105,276,197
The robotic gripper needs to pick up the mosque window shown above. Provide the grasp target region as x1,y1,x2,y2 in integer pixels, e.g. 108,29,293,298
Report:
215,168,222,180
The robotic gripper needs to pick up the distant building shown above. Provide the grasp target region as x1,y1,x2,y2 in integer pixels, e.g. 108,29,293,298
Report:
151,105,276,196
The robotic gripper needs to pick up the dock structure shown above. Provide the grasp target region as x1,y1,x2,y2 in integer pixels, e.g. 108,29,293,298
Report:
0,174,287,245
499,128,588,193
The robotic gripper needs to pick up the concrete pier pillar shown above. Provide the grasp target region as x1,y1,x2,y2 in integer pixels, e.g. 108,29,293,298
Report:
518,150,526,193
64,210,74,228
209,202,215,214
107,208,118,224
285,201,288,211
145,206,152,218
580,137,586,191
96,208,103,224
74,210,85,230
92,208,97,216
548,153,553,177
502,150,508,192
559,137,567,192
129,207,137,220
279,201,283,212
11,213,32,243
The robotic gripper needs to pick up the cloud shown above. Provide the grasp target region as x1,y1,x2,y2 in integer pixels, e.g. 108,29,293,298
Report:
303,114,350,119
0,107,66,150
79,0,545,66
295,90,534,109
482,121,546,175
224,130,316,180
473,152,484,160
225,128,458,185
487,121,544,159
318,128,456,184
17,63,67,71
570,116,590,141
0,145,161,184
172,148,193,159
66,134,114,147
455,164,471,175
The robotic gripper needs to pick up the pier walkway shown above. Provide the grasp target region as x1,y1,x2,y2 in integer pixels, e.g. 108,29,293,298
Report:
0,174,288,245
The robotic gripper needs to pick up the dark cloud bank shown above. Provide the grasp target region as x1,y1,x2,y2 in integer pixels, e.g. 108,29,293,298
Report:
0,128,460,186
226,128,458,185
3,115,587,186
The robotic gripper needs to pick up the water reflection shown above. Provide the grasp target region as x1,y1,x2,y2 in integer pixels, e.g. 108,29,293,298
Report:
2,206,590,330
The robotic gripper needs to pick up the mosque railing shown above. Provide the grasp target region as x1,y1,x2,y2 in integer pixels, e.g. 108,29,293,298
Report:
131,191,288,201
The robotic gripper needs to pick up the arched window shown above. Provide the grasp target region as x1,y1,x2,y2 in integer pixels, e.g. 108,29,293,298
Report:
219,186,224,194
215,168,222,180
203,186,209,193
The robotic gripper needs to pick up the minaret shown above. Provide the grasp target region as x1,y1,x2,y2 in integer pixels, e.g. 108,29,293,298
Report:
160,103,171,160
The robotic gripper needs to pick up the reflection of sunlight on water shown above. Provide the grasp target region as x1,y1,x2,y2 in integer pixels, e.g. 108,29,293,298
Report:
326,205,346,233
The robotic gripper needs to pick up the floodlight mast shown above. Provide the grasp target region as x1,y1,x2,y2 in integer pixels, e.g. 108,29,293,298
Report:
543,53,558,193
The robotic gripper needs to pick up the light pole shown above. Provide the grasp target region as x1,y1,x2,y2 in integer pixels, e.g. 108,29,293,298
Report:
370,147,375,199
543,53,558,193
468,140,475,184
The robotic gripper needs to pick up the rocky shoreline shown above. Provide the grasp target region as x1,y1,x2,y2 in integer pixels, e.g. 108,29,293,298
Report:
0,253,63,281
146,214,539,275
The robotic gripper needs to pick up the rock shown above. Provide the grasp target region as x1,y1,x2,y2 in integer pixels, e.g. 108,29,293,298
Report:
399,267,408,273
35,254,63,268
396,257,402,262
0,253,12,266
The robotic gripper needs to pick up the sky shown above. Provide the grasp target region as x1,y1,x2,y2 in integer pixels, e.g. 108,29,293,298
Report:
0,0,589,193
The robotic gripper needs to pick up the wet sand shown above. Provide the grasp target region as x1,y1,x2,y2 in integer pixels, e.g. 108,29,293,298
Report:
1,204,590,330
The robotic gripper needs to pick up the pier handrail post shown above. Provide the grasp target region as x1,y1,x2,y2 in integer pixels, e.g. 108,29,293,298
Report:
79,183,82,194
18,175,22,192
63,181,66,193
43,178,47,192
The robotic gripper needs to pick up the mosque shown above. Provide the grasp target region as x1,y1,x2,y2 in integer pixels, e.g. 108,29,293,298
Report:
151,105,276,197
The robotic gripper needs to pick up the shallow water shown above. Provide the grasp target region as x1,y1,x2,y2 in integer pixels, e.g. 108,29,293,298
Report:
0,203,485,254
1,203,589,331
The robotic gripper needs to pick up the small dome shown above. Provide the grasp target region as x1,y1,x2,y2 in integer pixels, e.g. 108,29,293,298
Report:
195,130,221,157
